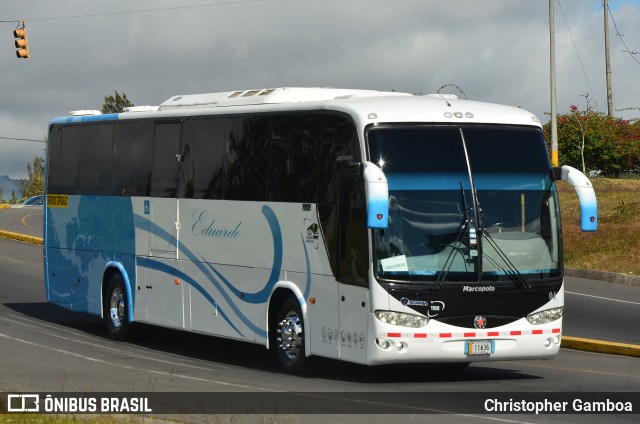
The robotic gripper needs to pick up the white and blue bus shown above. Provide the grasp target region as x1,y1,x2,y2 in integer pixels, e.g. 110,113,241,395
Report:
44,87,597,372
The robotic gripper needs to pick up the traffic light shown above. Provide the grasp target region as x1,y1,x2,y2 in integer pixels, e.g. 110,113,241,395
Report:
14,23,29,59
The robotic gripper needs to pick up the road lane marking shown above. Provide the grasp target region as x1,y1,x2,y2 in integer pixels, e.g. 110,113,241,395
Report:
22,212,40,230
513,358,640,379
0,254,40,267
566,290,640,306
0,314,234,372
0,331,278,392
0,329,538,422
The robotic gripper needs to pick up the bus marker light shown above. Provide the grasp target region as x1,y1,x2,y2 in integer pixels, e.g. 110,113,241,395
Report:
309,297,316,304
174,279,181,285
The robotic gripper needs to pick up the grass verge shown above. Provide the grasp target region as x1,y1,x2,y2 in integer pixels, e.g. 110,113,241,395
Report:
558,178,640,276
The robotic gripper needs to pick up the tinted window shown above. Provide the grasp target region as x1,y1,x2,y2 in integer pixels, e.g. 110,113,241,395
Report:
269,114,321,202
78,124,113,194
150,122,181,198
317,113,359,277
337,178,368,286
463,126,550,175
224,117,269,201
48,126,81,194
111,122,153,196
318,113,359,204
181,118,226,199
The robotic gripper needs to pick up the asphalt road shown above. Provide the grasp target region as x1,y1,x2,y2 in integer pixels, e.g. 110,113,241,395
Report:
0,238,638,423
0,206,43,238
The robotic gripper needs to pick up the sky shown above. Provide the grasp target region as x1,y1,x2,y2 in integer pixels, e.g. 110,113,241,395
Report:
1,0,639,180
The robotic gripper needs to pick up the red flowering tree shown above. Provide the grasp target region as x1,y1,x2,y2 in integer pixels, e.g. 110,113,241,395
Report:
544,100,640,177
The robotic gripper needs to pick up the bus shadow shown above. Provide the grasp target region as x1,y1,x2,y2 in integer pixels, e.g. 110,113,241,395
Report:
5,301,542,384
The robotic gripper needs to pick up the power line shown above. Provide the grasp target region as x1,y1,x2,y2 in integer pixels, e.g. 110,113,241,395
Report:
607,3,640,66
16,0,265,23
556,0,600,111
0,136,46,143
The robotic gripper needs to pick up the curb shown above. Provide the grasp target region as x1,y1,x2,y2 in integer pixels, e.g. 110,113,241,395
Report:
0,230,43,245
562,336,640,358
566,267,640,287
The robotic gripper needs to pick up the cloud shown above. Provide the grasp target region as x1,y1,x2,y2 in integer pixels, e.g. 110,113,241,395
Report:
2,0,639,177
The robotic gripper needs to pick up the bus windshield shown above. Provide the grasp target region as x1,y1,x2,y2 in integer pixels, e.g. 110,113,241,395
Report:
368,124,562,284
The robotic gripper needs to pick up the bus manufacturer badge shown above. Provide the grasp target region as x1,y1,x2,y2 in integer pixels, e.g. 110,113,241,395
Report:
400,297,429,307
474,315,487,329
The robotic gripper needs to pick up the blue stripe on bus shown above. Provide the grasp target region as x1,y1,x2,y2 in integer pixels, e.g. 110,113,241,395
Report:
136,257,245,337
133,204,288,340
207,205,283,305
386,173,552,191
134,215,266,338
50,113,119,125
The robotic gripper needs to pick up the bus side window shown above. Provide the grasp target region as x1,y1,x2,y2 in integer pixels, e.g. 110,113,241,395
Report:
337,178,368,287
111,122,154,196
269,114,321,203
224,116,269,201
48,126,81,194
150,122,181,198
318,112,360,279
181,118,226,199
78,124,112,195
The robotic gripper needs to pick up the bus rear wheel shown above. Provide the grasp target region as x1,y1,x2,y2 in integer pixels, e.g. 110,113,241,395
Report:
274,298,308,373
104,274,130,341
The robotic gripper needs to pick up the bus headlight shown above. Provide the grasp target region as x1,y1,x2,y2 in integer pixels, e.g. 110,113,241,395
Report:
526,307,563,325
374,310,429,328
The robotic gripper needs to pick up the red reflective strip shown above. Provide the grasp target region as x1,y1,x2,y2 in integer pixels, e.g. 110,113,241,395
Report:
532,330,543,335
488,331,499,337
440,333,452,338
510,331,522,336
414,333,427,338
387,333,401,338
552,328,561,334
464,333,476,337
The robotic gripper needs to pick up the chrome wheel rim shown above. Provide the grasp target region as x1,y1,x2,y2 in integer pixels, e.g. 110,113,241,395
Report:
109,287,125,329
277,311,303,360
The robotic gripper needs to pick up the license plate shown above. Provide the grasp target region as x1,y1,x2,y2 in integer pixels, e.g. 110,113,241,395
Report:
466,339,493,355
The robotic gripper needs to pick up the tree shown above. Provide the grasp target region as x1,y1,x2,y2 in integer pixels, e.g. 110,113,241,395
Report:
20,156,45,200
544,99,640,177
10,190,17,205
101,90,134,114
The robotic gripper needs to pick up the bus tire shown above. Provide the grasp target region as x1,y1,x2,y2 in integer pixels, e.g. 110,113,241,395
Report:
104,274,130,341
274,297,307,373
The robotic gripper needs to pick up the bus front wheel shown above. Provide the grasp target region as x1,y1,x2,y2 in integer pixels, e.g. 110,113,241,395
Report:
104,274,130,341
274,298,307,373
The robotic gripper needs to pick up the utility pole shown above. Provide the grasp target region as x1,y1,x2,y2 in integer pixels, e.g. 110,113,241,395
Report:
604,0,614,117
549,0,558,167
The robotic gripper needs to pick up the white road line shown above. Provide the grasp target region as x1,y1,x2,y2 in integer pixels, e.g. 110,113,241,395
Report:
565,291,640,306
0,314,235,372
0,331,278,392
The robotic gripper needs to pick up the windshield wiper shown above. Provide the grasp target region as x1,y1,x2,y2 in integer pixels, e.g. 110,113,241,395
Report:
434,182,470,291
481,230,531,290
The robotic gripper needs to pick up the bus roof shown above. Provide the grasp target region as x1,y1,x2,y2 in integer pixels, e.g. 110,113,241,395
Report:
52,87,542,128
